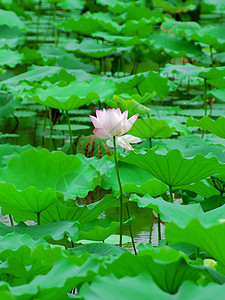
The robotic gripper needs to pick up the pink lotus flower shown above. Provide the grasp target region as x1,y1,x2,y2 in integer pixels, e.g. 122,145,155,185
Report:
89,108,142,150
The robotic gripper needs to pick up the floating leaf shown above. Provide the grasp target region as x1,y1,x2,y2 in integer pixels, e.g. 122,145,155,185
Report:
0,49,23,68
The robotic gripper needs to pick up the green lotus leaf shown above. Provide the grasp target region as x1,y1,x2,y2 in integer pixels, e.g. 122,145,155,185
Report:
161,18,201,38
0,91,21,119
1,66,92,89
71,39,116,58
0,221,79,243
101,249,213,294
125,6,164,23
178,180,219,199
0,9,25,30
163,118,191,136
165,219,225,271
128,118,175,139
0,49,23,68
0,183,61,223
190,24,225,51
121,148,225,187
39,194,119,225
97,0,135,14
0,25,24,49
131,194,225,227
108,95,151,116
186,116,225,139
153,0,196,14
26,77,115,109
161,63,225,80
69,242,125,257
0,232,48,253
93,31,148,46
150,32,202,58
59,0,84,10
61,11,121,35
210,88,225,104
0,256,100,299
78,218,120,241
207,78,225,89
0,144,33,168
138,72,170,99
0,148,99,199
79,273,225,300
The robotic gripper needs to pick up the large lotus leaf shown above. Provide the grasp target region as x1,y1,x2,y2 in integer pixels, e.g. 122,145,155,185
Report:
0,91,21,118
207,78,225,89
121,148,225,187
78,218,120,241
161,18,201,38
108,96,151,116
93,31,148,46
1,66,92,88
0,182,61,223
69,242,125,257
161,63,225,80
123,178,168,197
113,71,150,96
0,221,79,243
190,24,225,51
0,9,24,29
138,72,170,99
163,118,191,136
165,220,225,272
97,0,134,14
0,25,24,49
0,256,100,299
128,118,175,139
0,148,99,199
79,273,225,300
38,194,119,225
150,32,202,58
153,0,196,14
210,88,225,104
131,194,225,227
0,232,48,253
26,77,115,109
0,49,23,67
178,180,219,199
0,162,34,195
59,0,84,10
101,249,213,294
71,39,116,58
57,53,96,72
120,19,153,38
125,6,164,23
61,12,121,35
186,116,225,139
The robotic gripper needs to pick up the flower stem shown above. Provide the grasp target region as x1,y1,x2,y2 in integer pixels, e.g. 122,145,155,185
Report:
37,212,40,225
125,202,137,255
113,136,123,247
48,107,52,151
157,213,161,243
9,215,14,226
169,185,173,203
66,111,73,154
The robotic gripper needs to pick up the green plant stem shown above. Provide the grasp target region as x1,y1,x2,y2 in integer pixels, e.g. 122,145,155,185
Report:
9,215,14,226
37,212,40,225
210,45,213,67
219,191,223,207
64,234,68,249
196,247,199,259
169,185,173,203
42,107,47,148
53,2,58,47
66,111,73,154
125,202,137,255
113,136,123,247
204,78,207,116
48,107,52,151
157,213,161,242
149,138,152,148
